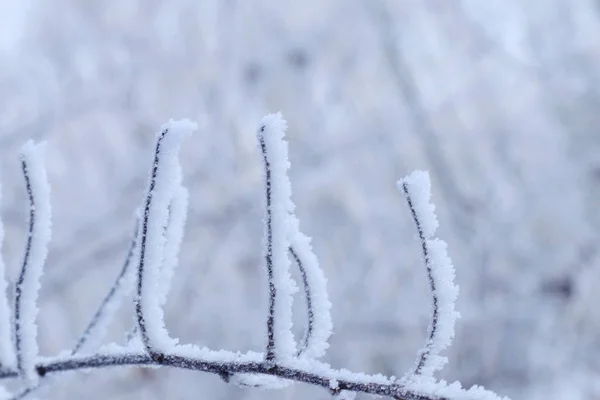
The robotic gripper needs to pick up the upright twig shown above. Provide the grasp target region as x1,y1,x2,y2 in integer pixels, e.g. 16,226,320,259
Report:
399,171,459,378
156,185,188,311
72,218,141,355
9,217,141,400
289,228,332,359
135,119,197,357
258,113,297,363
13,141,52,385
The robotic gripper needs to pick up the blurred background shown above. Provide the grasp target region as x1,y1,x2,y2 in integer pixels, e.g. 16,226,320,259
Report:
1,0,600,399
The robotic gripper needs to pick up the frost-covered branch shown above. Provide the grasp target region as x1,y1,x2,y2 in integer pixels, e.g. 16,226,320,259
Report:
135,119,197,357
13,141,52,385
399,172,459,378
72,218,140,355
289,232,332,359
258,114,298,363
8,218,141,400
0,349,506,400
0,115,508,400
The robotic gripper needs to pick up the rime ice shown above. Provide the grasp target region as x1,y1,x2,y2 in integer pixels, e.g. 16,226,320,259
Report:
14,141,52,384
398,171,460,378
136,119,197,354
0,117,509,400
258,112,299,361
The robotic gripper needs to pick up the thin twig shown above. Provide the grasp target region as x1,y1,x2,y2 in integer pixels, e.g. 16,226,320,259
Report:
72,219,140,354
401,182,438,376
259,130,278,363
0,352,447,400
135,128,167,355
14,160,36,378
290,247,313,355
14,142,52,384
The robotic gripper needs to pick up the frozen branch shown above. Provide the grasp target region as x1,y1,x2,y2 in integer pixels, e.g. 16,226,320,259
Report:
398,172,459,378
8,217,141,400
0,349,507,400
135,119,197,356
157,185,188,310
258,113,298,363
289,228,332,359
13,141,52,384
0,116,508,400
72,218,140,355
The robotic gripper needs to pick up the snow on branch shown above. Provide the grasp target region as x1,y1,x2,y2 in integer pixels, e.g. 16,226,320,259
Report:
398,171,459,378
135,119,197,357
258,113,298,363
0,187,16,370
13,141,52,385
157,184,188,311
7,217,142,400
72,217,141,355
289,228,332,360
0,115,509,400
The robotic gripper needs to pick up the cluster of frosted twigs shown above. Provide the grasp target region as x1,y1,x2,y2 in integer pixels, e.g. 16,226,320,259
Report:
0,113,509,400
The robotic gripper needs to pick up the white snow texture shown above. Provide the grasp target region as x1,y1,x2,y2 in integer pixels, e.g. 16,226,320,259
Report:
399,171,460,377
15,141,52,384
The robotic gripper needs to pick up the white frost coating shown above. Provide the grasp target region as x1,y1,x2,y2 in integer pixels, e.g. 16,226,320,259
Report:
289,218,332,359
401,375,511,400
229,373,292,389
74,222,141,355
157,184,188,309
399,171,438,238
398,170,460,377
258,113,298,360
170,344,265,364
15,140,52,384
0,188,16,368
138,119,197,353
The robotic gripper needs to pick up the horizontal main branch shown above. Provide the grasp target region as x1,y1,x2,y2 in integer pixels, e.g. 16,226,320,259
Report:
0,351,442,400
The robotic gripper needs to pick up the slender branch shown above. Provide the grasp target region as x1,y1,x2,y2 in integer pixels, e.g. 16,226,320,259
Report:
8,218,141,400
135,119,195,357
289,221,332,360
72,219,140,355
290,242,331,360
135,128,167,355
290,247,313,354
399,172,459,378
14,160,36,379
402,182,438,376
0,351,452,400
14,142,52,384
258,114,297,363
259,131,277,362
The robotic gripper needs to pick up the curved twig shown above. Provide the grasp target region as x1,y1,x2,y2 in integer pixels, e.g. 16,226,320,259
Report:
399,172,459,378
72,219,140,355
135,120,195,357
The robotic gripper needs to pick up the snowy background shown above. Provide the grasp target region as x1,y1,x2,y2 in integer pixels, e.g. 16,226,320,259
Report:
1,0,600,399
